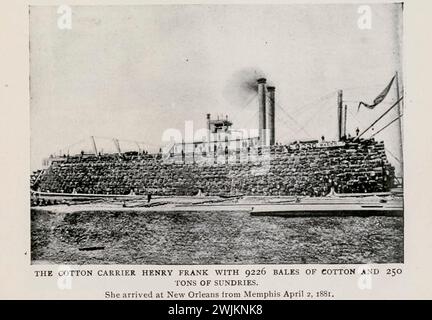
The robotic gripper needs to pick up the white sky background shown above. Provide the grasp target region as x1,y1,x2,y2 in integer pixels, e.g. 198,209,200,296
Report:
30,4,403,175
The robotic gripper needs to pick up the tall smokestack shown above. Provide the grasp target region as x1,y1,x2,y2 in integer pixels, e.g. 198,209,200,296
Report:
257,78,267,145
267,86,275,146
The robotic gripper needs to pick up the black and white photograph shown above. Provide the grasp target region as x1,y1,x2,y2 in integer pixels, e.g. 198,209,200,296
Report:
30,3,404,265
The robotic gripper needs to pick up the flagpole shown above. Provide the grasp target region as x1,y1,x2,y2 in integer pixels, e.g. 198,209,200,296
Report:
337,90,343,141
395,71,402,135
395,71,404,185
395,71,403,146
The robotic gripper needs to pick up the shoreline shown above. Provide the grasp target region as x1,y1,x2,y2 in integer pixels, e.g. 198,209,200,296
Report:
31,193,403,217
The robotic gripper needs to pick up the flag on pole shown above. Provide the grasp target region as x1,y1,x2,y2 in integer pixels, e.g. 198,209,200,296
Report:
357,75,396,111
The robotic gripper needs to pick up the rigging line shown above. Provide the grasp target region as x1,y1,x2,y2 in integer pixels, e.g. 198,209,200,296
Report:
233,95,259,129
275,113,302,137
355,96,403,140
370,114,403,138
242,91,259,110
270,90,336,121
278,92,340,127
342,83,393,91
93,135,159,147
274,103,312,138
265,92,312,137
384,147,402,164
93,135,117,141
230,92,258,125
289,90,338,117
240,109,259,131
266,98,299,137
347,108,367,128
278,120,297,136
347,102,387,135
292,101,336,136
117,138,159,146
263,94,298,137
293,90,337,110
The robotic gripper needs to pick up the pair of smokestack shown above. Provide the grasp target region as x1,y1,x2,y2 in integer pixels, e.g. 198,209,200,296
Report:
257,78,275,146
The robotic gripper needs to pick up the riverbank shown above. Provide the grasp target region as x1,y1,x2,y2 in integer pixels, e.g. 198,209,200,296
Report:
31,193,403,217
31,208,404,265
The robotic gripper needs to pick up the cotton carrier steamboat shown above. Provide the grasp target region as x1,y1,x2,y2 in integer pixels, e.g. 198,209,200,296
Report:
30,77,403,216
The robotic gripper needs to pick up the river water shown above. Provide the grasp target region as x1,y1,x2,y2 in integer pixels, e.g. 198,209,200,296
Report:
31,209,403,264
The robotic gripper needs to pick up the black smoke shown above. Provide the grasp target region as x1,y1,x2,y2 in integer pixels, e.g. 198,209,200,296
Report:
223,67,269,108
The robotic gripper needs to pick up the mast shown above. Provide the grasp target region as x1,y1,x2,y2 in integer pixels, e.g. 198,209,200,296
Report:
90,136,98,156
135,141,142,153
337,90,343,140
343,104,347,139
113,138,121,154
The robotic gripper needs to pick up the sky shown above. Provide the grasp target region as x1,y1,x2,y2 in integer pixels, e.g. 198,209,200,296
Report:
30,4,403,174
